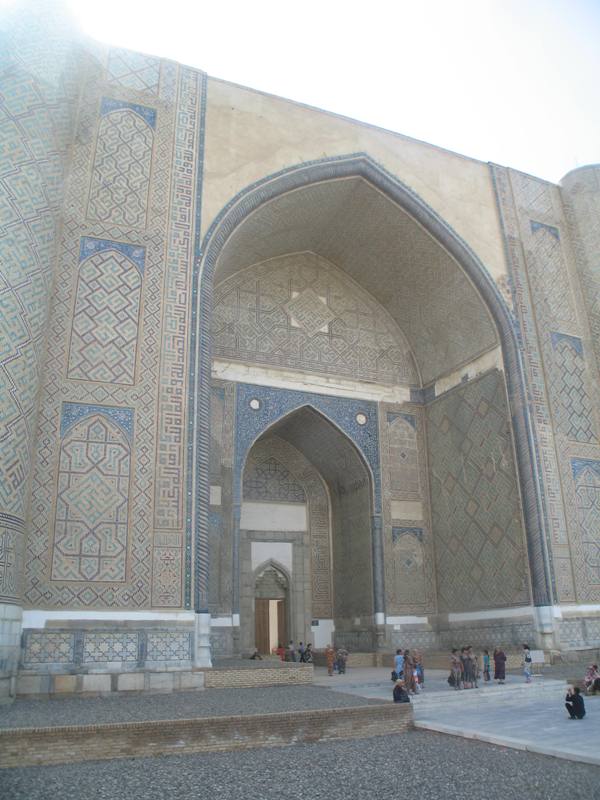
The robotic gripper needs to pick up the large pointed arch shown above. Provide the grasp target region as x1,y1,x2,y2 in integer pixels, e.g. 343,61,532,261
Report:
188,153,553,617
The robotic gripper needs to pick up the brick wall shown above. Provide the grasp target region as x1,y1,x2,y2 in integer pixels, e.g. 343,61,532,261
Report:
0,704,413,767
203,664,313,689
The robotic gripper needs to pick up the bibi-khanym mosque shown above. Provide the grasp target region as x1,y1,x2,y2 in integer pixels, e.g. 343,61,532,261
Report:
1,2,600,699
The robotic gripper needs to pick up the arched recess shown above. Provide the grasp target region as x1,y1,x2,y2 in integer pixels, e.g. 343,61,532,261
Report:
237,404,376,651
189,153,553,630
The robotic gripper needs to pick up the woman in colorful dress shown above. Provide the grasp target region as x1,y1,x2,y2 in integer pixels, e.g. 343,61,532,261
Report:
403,650,416,694
325,644,336,676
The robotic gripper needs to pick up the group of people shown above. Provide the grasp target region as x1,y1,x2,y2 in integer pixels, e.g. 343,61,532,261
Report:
448,644,534,689
392,649,425,702
449,646,483,689
325,644,349,675
275,641,313,663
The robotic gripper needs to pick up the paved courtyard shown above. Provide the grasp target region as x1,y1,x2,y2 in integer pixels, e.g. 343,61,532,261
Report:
315,666,600,765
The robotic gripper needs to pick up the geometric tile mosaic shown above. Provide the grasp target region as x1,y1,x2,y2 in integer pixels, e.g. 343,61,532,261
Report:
427,370,530,612
52,408,132,582
379,402,435,616
386,414,420,495
67,238,144,385
571,459,600,587
87,99,155,229
83,632,138,662
0,513,24,603
213,252,417,387
22,632,74,665
549,333,596,443
146,631,191,661
106,48,160,94
390,530,426,605
23,60,206,611
243,456,306,503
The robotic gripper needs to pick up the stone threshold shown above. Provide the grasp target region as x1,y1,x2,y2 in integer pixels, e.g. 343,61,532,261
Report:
0,703,412,768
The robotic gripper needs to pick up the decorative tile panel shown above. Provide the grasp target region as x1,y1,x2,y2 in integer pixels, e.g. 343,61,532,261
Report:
390,530,426,605
284,288,336,336
146,631,191,661
386,414,420,495
213,252,417,387
571,459,600,588
151,66,204,606
87,98,155,228
549,333,597,442
22,632,74,665
83,632,138,662
243,457,306,503
67,238,144,384
0,514,24,603
427,370,530,611
52,405,133,582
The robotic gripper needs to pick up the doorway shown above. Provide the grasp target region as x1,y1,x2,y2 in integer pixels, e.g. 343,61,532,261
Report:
254,565,288,653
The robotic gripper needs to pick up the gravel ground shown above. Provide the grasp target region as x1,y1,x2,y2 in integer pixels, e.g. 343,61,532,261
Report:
0,685,378,729
3,730,600,800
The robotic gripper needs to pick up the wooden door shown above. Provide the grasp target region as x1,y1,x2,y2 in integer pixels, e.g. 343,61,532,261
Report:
255,597,270,653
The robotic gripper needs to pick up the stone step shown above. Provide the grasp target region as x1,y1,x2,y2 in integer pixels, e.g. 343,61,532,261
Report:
411,680,567,710
0,703,412,768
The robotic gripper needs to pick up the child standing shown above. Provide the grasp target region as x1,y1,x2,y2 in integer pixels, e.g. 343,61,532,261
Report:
483,649,491,682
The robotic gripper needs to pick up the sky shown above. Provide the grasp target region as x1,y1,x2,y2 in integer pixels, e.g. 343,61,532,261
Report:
6,0,600,182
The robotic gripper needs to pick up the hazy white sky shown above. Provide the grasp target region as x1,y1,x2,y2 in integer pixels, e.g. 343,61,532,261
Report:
11,0,600,181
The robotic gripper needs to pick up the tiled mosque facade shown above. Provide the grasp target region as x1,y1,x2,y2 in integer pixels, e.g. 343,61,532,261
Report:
1,2,600,697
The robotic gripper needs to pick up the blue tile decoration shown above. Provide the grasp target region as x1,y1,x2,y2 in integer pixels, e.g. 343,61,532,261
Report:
60,402,134,441
392,527,424,543
79,236,146,274
387,412,416,429
571,458,600,482
530,220,560,240
100,97,157,128
550,331,583,356
233,383,381,512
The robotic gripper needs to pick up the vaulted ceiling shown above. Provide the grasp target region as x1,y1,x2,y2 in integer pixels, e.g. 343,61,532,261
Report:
214,177,498,384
